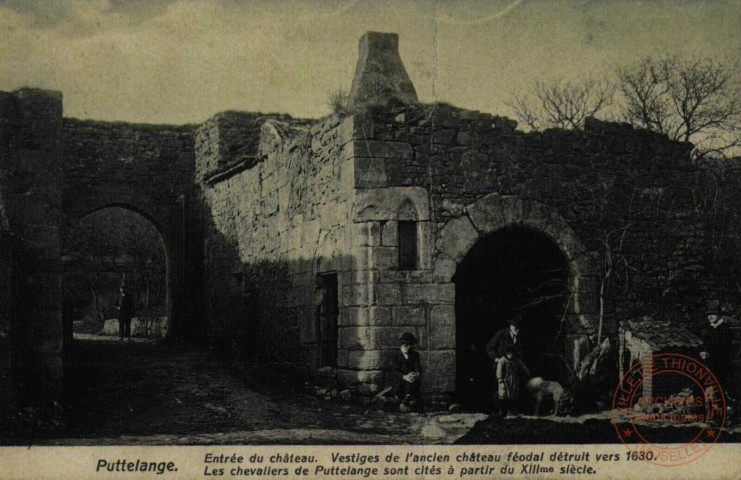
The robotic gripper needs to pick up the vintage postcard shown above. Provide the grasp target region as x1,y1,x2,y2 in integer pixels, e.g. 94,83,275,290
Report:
1,0,740,479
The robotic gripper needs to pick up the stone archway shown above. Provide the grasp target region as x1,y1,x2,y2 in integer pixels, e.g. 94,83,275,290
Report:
62,188,186,339
433,194,601,395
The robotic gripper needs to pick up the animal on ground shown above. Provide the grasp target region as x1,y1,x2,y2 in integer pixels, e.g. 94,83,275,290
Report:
526,376,565,416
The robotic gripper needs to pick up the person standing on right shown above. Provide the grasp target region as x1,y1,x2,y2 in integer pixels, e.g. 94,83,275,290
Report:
700,304,733,392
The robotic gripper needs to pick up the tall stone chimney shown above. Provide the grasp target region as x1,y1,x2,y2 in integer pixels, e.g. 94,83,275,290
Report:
348,32,418,108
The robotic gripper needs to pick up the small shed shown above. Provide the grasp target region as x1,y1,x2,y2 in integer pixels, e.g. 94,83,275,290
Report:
618,316,703,399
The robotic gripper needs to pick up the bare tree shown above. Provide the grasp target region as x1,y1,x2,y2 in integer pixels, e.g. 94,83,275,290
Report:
615,55,741,159
507,76,614,131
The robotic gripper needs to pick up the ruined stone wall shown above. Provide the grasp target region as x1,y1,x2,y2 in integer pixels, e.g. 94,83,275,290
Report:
0,232,15,406
353,106,707,323
197,113,355,373
334,106,717,396
61,119,195,225
60,119,198,338
0,89,64,403
197,106,724,398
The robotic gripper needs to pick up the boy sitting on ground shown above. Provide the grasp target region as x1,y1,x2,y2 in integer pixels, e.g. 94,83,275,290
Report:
396,332,423,413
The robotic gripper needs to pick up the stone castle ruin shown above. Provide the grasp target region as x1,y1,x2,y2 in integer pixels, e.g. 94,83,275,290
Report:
1,32,739,407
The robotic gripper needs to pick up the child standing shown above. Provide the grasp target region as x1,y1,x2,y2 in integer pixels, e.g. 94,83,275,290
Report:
397,332,423,413
496,345,530,417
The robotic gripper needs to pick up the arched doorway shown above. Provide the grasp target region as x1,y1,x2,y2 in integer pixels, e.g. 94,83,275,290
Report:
454,226,571,408
62,207,169,343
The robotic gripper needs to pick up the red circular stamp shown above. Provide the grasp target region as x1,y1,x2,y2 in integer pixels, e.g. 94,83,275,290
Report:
611,353,726,467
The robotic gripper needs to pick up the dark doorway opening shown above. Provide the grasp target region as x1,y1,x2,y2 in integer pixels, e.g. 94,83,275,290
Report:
62,207,168,343
454,227,570,409
316,273,339,368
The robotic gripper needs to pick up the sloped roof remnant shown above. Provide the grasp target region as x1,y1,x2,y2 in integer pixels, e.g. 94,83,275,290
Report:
625,317,703,349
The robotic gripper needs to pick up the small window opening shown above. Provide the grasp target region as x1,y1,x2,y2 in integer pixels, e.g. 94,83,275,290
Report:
398,221,418,270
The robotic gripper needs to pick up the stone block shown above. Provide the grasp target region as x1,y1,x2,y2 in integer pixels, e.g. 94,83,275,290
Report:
378,270,433,284
381,220,398,246
346,140,387,159
417,221,434,270
431,128,456,145
337,369,384,386
347,350,396,370
419,351,456,393
430,305,456,326
428,323,455,349
347,269,380,285
301,220,321,249
356,383,382,395
375,284,401,305
385,141,414,160
570,251,600,277
354,157,388,188
346,269,379,285
318,203,342,229
340,326,424,350
342,284,373,307
500,195,523,225
401,283,455,305
522,200,553,232
437,215,479,263
423,372,456,394
352,245,374,271
336,349,350,368
432,254,457,282
391,306,427,326
352,222,381,247
456,130,478,146
543,213,586,261
263,191,279,216
466,193,506,234
102,317,169,339
339,306,391,326
371,246,397,271
353,187,430,221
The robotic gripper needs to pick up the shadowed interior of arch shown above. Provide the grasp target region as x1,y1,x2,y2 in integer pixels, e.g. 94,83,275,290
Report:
62,206,169,341
453,226,571,410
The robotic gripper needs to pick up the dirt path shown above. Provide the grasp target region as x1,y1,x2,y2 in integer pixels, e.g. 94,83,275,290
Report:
10,336,737,446
20,336,483,445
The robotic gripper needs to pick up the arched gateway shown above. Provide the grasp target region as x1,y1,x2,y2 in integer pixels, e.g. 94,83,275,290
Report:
435,194,601,402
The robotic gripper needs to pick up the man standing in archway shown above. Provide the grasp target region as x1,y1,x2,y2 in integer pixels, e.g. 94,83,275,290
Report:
117,279,135,342
486,315,526,413
486,314,523,362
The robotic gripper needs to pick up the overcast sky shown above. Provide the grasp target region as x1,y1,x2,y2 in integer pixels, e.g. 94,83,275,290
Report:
1,0,739,124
